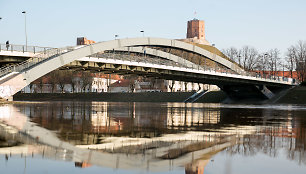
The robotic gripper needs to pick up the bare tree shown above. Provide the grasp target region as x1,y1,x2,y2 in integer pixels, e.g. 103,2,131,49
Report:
223,46,259,71
294,41,306,82
80,71,93,92
38,77,44,93
241,46,259,71
285,46,297,78
47,71,58,93
222,47,241,64
256,53,269,75
266,48,281,78
56,70,70,93
57,72,64,93
31,77,44,93
284,41,306,82
67,71,78,93
222,41,306,83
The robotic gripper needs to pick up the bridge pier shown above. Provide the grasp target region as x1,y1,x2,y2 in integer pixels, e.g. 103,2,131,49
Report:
255,85,275,99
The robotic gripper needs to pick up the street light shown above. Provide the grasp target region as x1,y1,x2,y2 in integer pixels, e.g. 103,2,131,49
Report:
263,53,268,78
115,34,119,40
22,11,28,50
212,44,217,71
262,53,268,77
140,30,144,37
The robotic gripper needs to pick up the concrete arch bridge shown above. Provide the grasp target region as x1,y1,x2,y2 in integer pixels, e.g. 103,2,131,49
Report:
0,37,297,101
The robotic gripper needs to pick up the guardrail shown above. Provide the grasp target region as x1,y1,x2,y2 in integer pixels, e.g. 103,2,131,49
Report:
0,46,77,78
0,44,53,54
97,52,299,85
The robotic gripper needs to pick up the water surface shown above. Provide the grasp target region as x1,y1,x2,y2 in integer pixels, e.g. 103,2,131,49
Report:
0,102,305,173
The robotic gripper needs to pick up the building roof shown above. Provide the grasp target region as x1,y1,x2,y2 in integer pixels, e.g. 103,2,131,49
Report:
109,80,131,87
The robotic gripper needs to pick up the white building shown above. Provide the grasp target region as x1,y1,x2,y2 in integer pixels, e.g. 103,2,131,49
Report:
166,80,219,92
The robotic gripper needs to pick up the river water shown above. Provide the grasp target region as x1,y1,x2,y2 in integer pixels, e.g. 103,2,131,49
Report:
0,101,305,174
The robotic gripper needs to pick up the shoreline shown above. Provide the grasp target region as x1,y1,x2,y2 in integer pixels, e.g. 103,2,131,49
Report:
13,91,227,103
9,86,306,104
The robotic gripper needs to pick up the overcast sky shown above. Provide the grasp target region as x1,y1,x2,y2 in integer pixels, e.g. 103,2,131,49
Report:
0,0,305,55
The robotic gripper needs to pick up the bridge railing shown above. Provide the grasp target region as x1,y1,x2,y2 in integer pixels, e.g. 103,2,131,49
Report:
0,44,53,54
203,65,297,84
97,51,298,85
0,46,75,78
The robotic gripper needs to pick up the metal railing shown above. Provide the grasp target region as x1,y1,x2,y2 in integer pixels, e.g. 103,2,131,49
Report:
0,43,53,54
95,52,299,85
0,46,77,78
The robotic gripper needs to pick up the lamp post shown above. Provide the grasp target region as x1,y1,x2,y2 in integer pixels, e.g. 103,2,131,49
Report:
263,53,268,78
212,44,217,71
115,34,119,40
140,31,145,58
22,11,28,51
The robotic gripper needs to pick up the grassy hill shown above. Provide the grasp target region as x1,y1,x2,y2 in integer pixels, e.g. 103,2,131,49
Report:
276,86,306,104
180,40,243,69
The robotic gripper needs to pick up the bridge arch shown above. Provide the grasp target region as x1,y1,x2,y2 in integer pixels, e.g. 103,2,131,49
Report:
22,37,244,81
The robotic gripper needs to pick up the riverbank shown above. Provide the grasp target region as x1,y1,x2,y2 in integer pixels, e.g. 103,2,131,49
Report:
13,91,228,103
12,86,306,104
275,86,306,104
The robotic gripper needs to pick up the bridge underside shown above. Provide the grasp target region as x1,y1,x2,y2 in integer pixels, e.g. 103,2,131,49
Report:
0,55,28,67
220,84,289,101
62,58,288,87
61,57,290,102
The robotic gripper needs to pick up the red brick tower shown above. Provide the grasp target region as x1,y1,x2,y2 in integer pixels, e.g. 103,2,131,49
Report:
187,19,205,41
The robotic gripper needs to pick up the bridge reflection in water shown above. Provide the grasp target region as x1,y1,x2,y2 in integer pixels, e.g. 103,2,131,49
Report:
0,102,306,173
